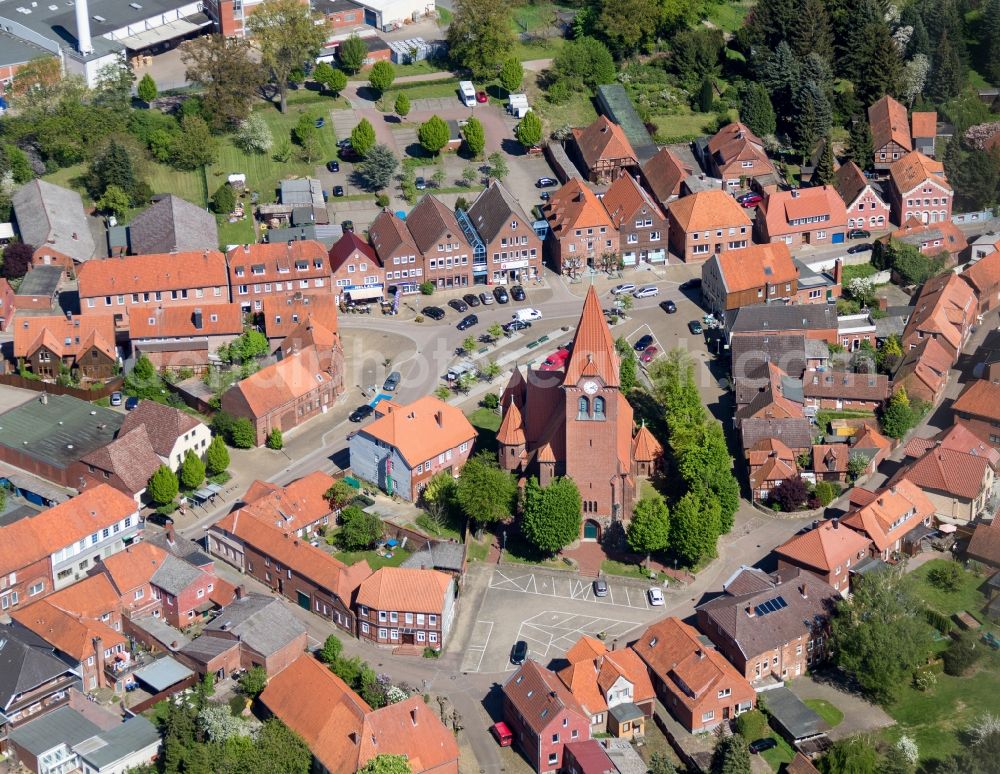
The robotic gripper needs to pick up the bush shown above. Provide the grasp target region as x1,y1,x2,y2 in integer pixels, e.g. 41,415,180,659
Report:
419,281,434,295
422,646,440,658
734,709,768,741
813,481,840,506
481,392,499,410
337,505,383,550
230,418,256,448
211,183,236,214
942,634,981,676
375,193,389,207
927,561,963,592
924,607,953,635
266,428,283,450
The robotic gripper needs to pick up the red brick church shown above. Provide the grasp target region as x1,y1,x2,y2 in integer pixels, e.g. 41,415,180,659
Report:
497,286,662,540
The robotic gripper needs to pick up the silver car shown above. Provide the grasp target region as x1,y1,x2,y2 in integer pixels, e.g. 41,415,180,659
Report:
383,371,401,392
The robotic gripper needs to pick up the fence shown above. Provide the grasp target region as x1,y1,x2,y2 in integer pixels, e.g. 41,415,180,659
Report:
0,373,124,401
952,210,996,225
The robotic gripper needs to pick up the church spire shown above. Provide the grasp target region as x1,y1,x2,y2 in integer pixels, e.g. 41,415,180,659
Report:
563,285,619,386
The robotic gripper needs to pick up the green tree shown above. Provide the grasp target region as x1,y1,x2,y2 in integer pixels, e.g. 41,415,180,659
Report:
942,632,981,676
463,117,486,158
521,477,582,555
515,111,543,149
927,560,963,591
879,387,916,439
882,742,916,774
553,36,616,90
671,27,724,89
338,505,383,549
698,77,714,112
247,0,329,113
983,0,1000,85
368,60,395,94
205,435,230,475
179,450,206,490
88,140,139,201
928,30,963,104
421,470,458,524
819,736,879,774
648,752,677,774
626,494,670,562
124,354,163,399
418,115,450,155
850,10,903,106
831,566,933,704
739,82,776,137
148,465,179,506
595,0,659,56
876,334,902,373
211,182,237,215
266,428,284,450
394,92,410,119
792,80,832,157
224,329,269,362
360,755,412,774
318,634,343,664
669,489,720,565
137,73,158,103
455,452,517,526
847,453,869,481
813,136,836,186
711,732,751,774
792,0,834,61
181,35,263,130
171,115,216,170
499,56,524,94
487,151,508,180
674,421,740,532
230,417,256,448
350,118,377,158
619,350,637,392
338,35,367,74
446,0,515,80
97,185,131,217
239,666,268,698
359,144,399,191
649,349,706,436
1,243,33,281
313,62,348,95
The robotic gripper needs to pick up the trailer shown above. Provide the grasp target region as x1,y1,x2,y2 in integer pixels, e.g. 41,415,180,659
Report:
508,93,530,118
459,80,476,107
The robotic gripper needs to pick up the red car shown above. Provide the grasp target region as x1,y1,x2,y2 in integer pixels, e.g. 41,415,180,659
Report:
540,347,570,372
476,91,488,103
640,345,659,363
490,722,513,747
740,193,763,208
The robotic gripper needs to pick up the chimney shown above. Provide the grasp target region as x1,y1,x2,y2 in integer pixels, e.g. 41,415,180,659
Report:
799,584,808,599
434,410,443,428
791,190,799,198
832,518,839,529
410,708,418,726
193,308,204,330
166,523,176,545
833,258,843,286
349,731,359,745
696,649,705,660
73,0,93,55
235,584,245,600
746,605,755,617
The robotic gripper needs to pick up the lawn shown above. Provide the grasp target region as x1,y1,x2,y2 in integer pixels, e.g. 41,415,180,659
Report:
803,698,844,728
466,539,489,562
529,85,598,135
909,559,988,617
348,58,447,82
841,262,880,284
331,545,412,570
600,559,655,580
649,109,736,144
414,511,463,541
468,407,501,454
701,0,753,32
758,727,796,771
383,80,461,103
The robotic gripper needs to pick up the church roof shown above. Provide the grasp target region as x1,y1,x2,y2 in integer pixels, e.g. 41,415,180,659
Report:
564,286,619,386
631,422,662,462
496,399,526,446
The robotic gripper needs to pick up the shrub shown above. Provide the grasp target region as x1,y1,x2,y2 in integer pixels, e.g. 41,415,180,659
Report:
211,183,236,215
419,281,434,295
230,418,255,448
375,193,389,207
734,709,768,741
924,607,953,635
943,634,981,676
913,667,937,691
927,561,963,592
422,646,440,658
481,392,499,410
814,481,840,506
266,428,283,450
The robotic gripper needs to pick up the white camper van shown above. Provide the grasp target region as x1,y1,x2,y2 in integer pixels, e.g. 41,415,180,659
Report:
459,81,476,107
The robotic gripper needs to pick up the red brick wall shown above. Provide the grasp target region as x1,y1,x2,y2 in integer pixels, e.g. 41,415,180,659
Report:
0,555,53,614
652,671,755,732
502,695,590,773
356,606,444,649
892,180,953,228
484,221,543,284
846,190,890,231
668,217,750,262
549,227,618,274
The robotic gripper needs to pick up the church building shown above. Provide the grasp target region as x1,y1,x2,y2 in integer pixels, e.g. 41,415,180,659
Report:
496,287,662,540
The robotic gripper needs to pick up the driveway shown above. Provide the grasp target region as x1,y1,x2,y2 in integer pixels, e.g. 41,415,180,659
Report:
786,675,894,741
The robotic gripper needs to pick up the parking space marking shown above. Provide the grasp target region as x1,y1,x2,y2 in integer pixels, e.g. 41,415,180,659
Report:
489,570,649,609
510,611,646,667
460,620,494,673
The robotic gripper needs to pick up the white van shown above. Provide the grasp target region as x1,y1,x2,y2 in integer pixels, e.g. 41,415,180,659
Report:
459,81,476,107
512,308,543,323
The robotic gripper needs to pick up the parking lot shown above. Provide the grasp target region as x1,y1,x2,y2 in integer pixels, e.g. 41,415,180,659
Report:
460,568,667,674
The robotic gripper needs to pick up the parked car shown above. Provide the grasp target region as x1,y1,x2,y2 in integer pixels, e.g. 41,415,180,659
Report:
341,220,355,232
476,90,488,103
326,160,340,172
593,578,609,597
349,404,375,422
535,177,557,188
457,314,479,331
647,587,665,606
383,371,401,392
493,287,510,304
512,308,542,322
847,228,871,239
315,117,325,128
611,283,636,296
110,391,122,407
337,138,352,149
633,285,659,299
448,298,468,313
463,293,480,307
749,739,778,755
679,278,701,291
511,285,526,302
479,292,494,305
503,319,532,333
735,191,756,202
740,193,763,208
490,722,513,747
640,345,659,363
540,191,550,201
415,176,427,190
540,348,570,372
125,397,139,411
333,185,345,197
688,320,703,335
660,300,677,314
847,243,873,254
633,334,654,351
422,306,445,320
510,640,528,665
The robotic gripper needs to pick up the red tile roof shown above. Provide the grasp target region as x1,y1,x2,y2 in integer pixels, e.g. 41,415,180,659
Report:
868,95,912,151
226,346,334,417
98,542,168,595
896,337,952,403
601,173,665,228
328,232,378,273
889,218,967,255
962,250,1000,297
833,161,883,209
11,599,125,661
890,151,950,194
360,396,475,468
119,401,203,459
13,314,116,361
572,116,637,171
952,379,1000,422
545,179,616,232
667,190,751,233
368,210,418,261
904,272,975,353
707,122,772,172
564,286,620,387
758,186,848,238
905,421,999,467
503,659,588,735
262,294,340,340
895,447,991,500
813,444,850,474
774,519,871,573
631,422,662,462
558,636,655,715
642,148,692,203
911,111,937,139
45,573,121,620
355,567,452,613
128,303,243,339
496,398,526,446
226,241,330,285
238,470,336,531
709,242,795,293
840,479,935,551
802,370,891,402
77,251,228,297
359,697,459,773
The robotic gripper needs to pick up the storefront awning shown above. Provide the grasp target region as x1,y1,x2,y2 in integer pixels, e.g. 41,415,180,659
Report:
347,286,383,300
119,13,211,50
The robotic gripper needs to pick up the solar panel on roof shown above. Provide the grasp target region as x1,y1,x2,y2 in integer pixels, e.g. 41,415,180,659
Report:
776,596,788,609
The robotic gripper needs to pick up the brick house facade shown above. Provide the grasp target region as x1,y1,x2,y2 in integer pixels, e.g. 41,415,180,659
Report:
227,241,332,313
465,181,543,285
328,233,385,305
405,194,473,289
13,315,117,381
889,151,952,226
369,210,425,294
834,161,890,231
354,567,455,650
703,122,776,189
701,243,796,314
543,180,618,275
666,190,752,263
601,174,668,267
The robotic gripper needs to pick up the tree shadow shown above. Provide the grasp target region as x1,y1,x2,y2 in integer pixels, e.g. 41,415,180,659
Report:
355,85,381,102
383,114,401,124
405,142,434,160
501,138,526,157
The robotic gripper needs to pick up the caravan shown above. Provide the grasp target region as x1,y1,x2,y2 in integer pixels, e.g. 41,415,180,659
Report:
507,93,530,118
459,81,476,107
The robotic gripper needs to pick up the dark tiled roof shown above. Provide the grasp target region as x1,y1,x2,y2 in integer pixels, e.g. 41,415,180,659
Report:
129,195,219,256
0,623,75,708
405,195,464,254
467,181,534,244
727,305,839,335
741,417,813,451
